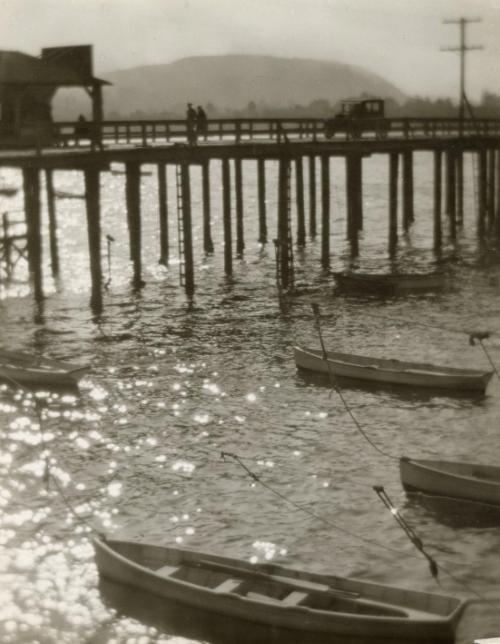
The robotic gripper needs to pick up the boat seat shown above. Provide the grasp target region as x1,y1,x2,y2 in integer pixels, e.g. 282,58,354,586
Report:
245,591,281,604
155,564,180,577
213,578,243,593
282,591,309,605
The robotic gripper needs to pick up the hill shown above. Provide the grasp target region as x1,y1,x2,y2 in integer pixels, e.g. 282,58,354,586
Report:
53,54,406,119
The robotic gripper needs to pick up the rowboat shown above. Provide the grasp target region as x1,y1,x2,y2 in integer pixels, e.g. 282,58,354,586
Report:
333,271,445,294
93,537,466,643
0,349,89,387
400,457,500,506
294,346,493,392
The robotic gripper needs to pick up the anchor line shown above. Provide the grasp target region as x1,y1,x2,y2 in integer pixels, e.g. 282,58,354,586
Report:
373,485,499,609
471,335,500,380
0,372,103,537
311,303,399,461
220,450,498,607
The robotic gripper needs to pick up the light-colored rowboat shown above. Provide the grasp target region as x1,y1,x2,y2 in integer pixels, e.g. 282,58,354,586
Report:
333,271,445,294
294,346,493,392
0,349,89,387
400,457,500,506
94,537,466,643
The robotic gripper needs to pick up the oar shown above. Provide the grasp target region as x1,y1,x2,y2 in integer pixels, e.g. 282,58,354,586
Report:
199,558,359,599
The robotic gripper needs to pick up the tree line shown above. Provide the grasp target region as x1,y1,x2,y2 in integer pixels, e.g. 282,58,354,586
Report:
106,92,500,121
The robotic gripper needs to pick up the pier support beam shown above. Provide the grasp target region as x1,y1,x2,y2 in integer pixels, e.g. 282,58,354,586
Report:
45,169,59,276
257,158,267,244
222,158,232,276
157,164,169,266
496,150,500,238
125,162,143,288
84,167,103,313
202,161,214,253
309,156,317,238
456,152,464,225
478,149,488,237
388,152,399,257
402,151,414,231
23,168,43,301
346,153,362,256
180,163,194,296
235,158,244,257
488,148,496,231
320,155,330,268
277,158,292,289
445,151,457,240
433,150,442,252
295,157,306,246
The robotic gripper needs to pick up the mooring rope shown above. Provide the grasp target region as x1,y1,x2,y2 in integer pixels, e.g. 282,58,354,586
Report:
311,303,399,461
221,450,499,608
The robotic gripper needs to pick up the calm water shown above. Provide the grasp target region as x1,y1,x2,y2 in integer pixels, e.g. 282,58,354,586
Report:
1,152,500,644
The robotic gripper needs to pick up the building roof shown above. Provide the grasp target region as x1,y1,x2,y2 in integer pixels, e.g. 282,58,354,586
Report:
0,50,109,86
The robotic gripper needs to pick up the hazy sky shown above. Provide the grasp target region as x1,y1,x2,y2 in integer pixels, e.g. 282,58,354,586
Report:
2,0,500,100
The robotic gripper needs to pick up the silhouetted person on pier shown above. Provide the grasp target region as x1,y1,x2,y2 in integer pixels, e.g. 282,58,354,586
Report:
75,114,90,146
196,105,208,138
186,103,197,145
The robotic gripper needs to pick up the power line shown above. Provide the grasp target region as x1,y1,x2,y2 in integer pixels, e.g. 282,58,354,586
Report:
441,17,483,133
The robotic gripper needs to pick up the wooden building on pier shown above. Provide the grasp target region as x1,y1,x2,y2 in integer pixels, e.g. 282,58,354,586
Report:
0,45,109,147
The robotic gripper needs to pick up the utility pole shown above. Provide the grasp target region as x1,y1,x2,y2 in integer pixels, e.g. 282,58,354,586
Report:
441,17,482,134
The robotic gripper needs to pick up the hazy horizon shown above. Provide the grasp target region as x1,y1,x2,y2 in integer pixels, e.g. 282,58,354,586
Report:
3,0,500,101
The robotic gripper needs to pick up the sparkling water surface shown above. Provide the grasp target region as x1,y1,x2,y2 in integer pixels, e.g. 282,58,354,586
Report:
0,152,500,643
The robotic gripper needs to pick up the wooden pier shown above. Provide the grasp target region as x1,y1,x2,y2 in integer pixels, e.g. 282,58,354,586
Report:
1,115,500,312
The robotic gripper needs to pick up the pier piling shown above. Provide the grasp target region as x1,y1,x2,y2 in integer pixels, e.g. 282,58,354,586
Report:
320,155,330,268
157,163,169,266
45,169,59,276
235,158,244,257
84,167,103,312
125,162,143,288
202,161,214,253
309,156,317,238
295,157,306,246
257,158,267,244
433,150,442,251
23,168,43,301
222,158,232,276
389,152,399,256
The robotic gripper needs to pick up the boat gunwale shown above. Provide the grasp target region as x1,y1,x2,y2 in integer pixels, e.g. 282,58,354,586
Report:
294,346,492,379
94,537,466,626
400,457,500,489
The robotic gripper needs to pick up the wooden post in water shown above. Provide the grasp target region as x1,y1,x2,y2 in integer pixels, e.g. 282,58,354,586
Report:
157,164,169,265
456,151,464,225
180,162,194,296
446,150,456,240
222,158,232,275
487,148,496,231
346,153,362,256
478,149,488,237
235,158,244,257
257,158,267,244
277,157,291,288
202,161,214,253
402,150,414,231
309,155,317,238
45,169,59,276
433,150,442,251
388,152,399,257
320,155,330,268
295,157,306,246
23,168,43,301
125,162,143,288
84,167,103,313
496,149,500,238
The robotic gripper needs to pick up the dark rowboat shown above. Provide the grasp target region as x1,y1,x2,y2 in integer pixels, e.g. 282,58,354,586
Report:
0,186,19,197
0,349,89,387
94,537,466,643
333,271,445,294
400,457,500,506
294,346,493,392
54,190,85,199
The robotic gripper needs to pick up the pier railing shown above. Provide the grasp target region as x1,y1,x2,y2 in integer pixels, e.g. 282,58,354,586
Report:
52,116,500,148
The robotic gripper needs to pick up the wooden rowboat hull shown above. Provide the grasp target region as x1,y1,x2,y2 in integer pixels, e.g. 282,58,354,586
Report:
334,272,445,294
294,346,493,392
0,349,89,387
94,538,465,643
400,457,500,506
